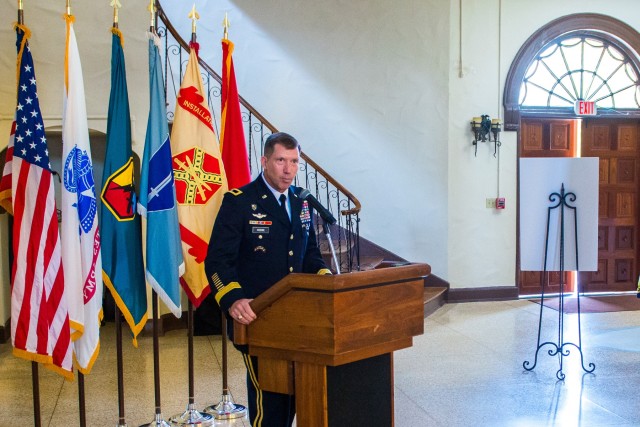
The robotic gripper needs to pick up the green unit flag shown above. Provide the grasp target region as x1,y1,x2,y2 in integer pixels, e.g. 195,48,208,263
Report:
100,29,148,345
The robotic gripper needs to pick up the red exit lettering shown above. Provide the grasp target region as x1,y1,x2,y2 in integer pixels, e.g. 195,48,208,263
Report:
574,100,597,116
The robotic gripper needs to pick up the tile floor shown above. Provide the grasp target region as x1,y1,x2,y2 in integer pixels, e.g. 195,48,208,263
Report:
1,299,639,426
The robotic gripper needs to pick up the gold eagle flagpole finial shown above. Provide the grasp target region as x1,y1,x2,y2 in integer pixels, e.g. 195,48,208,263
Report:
189,3,199,35
110,0,121,28
222,12,229,40
148,0,156,31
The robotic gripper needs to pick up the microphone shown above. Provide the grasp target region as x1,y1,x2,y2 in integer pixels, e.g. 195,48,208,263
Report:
298,189,336,225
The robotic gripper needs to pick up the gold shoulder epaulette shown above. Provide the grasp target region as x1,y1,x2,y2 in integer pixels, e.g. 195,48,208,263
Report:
228,188,243,196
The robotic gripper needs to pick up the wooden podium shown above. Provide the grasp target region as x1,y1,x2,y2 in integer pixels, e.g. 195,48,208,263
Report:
233,263,430,427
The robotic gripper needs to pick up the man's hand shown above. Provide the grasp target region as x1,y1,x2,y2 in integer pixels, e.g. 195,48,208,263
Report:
229,298,257,325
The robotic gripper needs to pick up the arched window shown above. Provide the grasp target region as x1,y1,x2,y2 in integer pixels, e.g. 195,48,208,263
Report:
521,36,640,109
504,14,640,130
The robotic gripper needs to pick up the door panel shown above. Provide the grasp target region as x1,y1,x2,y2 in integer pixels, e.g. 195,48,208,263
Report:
518,119,576,295
579,120,640,293
520,119,575,157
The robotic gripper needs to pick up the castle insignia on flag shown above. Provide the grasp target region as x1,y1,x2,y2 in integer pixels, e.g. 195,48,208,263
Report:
172,146,224,205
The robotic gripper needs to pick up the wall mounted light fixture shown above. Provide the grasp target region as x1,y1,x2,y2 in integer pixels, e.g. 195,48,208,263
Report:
470,115,501,156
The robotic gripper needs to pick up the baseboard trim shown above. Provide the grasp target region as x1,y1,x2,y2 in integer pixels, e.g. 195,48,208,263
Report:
424,273,449,289
447,286,519,303
141,312,188,337
160,312,188,333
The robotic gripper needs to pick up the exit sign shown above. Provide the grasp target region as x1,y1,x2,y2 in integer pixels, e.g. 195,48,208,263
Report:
574,100,597,115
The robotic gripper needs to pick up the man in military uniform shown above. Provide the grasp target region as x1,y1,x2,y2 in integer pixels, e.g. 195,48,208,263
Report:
205,132,331,426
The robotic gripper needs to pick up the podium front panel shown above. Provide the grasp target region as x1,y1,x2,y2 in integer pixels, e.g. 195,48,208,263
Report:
247,278,424,365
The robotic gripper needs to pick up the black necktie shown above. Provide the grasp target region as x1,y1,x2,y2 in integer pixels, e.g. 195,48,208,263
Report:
279,194,290,221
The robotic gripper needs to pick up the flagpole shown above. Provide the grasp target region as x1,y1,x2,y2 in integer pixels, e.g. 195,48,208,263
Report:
77,373,86,427
169,301,213,426
63,0,104,423
203,315,246,419
63,2,91,424
203,14,246,420
18,3,44,425
168,6,213,426
31,361,42,427
107,5,130,427
15,2,73,424
139,2,171,425
17,0,23,26
141,292,172,427
115,305,128,427
152,299,164,423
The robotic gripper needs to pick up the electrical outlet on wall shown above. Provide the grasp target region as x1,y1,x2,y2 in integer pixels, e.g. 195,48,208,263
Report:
486,198,496,209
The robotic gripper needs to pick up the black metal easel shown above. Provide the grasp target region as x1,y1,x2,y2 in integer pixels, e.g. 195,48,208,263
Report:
523,184,595,380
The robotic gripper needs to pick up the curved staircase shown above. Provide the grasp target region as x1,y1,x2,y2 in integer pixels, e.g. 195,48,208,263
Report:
161,1,448,317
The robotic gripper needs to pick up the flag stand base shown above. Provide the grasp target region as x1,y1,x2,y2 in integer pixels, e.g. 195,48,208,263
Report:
141,413,171,427
168,403,214,426
204,393,247,420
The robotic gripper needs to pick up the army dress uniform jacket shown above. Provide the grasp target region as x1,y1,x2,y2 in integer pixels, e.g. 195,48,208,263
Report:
205,175,330,315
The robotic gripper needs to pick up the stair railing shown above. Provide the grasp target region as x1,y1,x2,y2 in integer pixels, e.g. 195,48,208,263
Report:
156,2,361,272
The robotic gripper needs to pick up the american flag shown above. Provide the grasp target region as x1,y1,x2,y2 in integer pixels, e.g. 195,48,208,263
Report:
0,27,73,379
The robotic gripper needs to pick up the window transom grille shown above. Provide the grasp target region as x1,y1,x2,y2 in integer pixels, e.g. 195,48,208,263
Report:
519,36,640,109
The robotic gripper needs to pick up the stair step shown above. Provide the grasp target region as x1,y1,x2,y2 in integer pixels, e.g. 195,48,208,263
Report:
424,286,447,318
358,256,385,270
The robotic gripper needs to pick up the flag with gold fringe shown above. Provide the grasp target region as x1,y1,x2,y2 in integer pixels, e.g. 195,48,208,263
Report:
220,37,250,189
0,24,73,379
137,32,183,317
61,14,103,374
171,42,228,307
100,28,147,344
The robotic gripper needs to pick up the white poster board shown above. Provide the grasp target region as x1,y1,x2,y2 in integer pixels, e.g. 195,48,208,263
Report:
520,158,599,272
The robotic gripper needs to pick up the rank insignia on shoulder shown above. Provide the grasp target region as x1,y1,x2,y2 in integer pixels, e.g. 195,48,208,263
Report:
229,188,243,196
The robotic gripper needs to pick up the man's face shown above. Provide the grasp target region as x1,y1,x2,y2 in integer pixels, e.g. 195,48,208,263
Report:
261,143,299,193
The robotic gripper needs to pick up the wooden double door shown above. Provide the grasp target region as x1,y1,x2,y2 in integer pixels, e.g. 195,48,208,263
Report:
519,118,640,295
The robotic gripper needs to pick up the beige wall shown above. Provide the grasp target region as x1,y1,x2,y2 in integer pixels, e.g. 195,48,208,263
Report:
0,0,148,150
1,0,640,325
448,0,640,288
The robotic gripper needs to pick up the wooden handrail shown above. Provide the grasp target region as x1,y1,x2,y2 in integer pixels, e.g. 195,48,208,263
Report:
156,1,361,216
